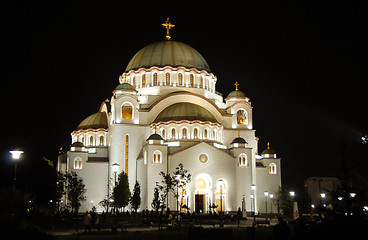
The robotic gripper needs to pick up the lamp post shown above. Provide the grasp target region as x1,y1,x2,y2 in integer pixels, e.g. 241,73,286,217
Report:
269,194,274,217
10,150,23,191
111,163,120,214
251,184,256,226
264,191,268,219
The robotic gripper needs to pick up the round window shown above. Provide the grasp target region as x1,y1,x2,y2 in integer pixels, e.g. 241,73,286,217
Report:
199,154,208,163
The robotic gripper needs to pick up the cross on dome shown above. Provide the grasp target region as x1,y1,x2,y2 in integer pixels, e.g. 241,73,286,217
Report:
161,18,175,40
234,81,239,91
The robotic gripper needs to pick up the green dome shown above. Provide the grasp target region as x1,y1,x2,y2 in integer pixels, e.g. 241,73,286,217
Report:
115,82,136,91
226,90,246,99
154,103,217,123
77,112,108,130
125,41,211,72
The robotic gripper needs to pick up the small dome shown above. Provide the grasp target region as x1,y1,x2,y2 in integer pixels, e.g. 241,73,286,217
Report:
231,137,247,145
71,141,84,147
146,133,164,141
115,82,136,91
154,102,217,123
226,90,246,99
77,112,108,130
262,142,276,155
125,41,211,73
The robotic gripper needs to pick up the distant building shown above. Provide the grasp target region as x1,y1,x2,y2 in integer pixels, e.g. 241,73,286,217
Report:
304,177,341,206
57,20,282,213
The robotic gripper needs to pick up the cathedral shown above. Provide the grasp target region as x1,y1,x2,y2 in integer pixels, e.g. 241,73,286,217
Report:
57,19,282,214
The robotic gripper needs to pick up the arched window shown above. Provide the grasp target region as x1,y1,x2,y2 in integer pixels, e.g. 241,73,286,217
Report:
190,74,194,86
182,128,187,139
153,150,162,164
153,73,158,86
200,76,203,87
74,157,82,170
125,135,129,173
238,154,248,166
178,73,183,85
166,72,170,85
269,163,277,174
194,128,198,139
171,128,176,139
204,129,208,139
161,129,166,139
237,109,247,125
90,136,94,146
99,136,104,146
132,77,136,87
122,102,133,119
142,74,146,86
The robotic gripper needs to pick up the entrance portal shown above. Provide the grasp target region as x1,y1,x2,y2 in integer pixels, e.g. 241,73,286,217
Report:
195,194,204,213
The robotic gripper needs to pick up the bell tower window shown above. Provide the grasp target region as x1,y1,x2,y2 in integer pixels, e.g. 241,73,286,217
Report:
122,102,133,119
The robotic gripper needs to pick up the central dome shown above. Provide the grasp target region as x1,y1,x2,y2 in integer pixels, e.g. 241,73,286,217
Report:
125,41,211,73
154,103,217,123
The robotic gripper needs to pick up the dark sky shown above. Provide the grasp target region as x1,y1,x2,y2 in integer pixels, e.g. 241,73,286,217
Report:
1,1,367,192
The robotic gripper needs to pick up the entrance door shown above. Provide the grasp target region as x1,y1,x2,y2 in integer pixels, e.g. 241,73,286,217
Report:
195,194,204,213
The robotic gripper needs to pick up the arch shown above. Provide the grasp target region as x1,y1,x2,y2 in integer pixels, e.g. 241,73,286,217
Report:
142,73,146,86
216,179,226,212
161,128,166,139
89,136,94,146
73,157,82,170
204,128,208,139
171,127,176,139
194,173,212,213
238,153,248,166
269,163,277,174
193,128,199,139
182,127,188,139
153,150,162,164
190,74,194,86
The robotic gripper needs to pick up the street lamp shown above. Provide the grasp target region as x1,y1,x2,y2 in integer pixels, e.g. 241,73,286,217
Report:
111,163,120,185
264,191,268,218
10,150,24,190
251,184,256,226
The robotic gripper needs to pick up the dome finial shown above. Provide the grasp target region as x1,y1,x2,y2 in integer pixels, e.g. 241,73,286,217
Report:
234,81,239,91
161,18,175,40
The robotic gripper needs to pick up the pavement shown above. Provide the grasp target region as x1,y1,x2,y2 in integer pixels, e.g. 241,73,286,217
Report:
48,218,278,236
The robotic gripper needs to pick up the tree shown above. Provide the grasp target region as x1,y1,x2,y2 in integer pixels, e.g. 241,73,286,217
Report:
64,171,86,213
131,181,141,212
173,163,191,211
151,187,161,212
112,171,130,211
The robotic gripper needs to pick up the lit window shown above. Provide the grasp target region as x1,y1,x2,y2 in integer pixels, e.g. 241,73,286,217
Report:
171,128,176,139
204,129,208,139
90,136,94,146
237,109,247,125
142,74,146,86
182,128,187,139
190,74,194,86
166,72,170,85
74,157,82,169
161,129,166,139
125,135,129,173
238,154,247,166
153,151,162,164
153,73,158,86
178,73,183,85
99,136,104,146
269,163,277,174
194,128,198,139
122,103,133,119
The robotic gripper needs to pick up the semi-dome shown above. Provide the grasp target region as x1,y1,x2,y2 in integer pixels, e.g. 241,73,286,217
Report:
77,112,108,130
125,41,211,73
230,137,247,145
154,102,217,123
226,90,247,99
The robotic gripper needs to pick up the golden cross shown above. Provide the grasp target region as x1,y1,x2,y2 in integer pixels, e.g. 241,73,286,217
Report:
161,18,175,40
234,81,239,91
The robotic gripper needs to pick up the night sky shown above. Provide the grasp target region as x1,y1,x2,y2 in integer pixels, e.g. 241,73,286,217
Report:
1,1,367,194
